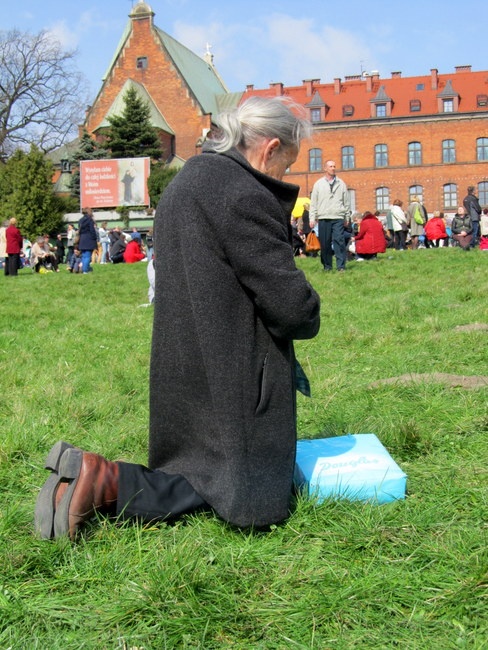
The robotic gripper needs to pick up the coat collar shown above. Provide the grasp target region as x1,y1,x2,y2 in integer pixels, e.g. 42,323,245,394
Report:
204,148,300,218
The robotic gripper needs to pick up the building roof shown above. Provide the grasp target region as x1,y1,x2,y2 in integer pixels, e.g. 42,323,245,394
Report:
242,67,488,122
154,27,229,116
101,10,230,119
95,79,174,134
46,138,80,165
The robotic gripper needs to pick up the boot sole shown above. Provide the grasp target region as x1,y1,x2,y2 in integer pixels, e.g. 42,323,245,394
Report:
53,447,84,539
34,441,75,539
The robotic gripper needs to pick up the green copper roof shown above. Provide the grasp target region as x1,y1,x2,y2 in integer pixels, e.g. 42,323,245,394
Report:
101,18,230,119
95,79,174,134
154,26,228,116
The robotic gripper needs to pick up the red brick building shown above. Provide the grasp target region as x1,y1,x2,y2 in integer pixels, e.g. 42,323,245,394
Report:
244,68,488,213
83,0,232,165
67,0,488,216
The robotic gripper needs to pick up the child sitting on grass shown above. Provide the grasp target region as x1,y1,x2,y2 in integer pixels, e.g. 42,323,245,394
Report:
68,247,83,273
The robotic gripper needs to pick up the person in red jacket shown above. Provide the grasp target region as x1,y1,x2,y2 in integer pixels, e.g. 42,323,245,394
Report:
424,211,448,247
353,211,387,261
123,233,146,263
5,217,23,276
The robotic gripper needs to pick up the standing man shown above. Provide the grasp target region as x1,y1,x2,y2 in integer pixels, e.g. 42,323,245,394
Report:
463,186,481,248
310,160,351,272
78,207,98,274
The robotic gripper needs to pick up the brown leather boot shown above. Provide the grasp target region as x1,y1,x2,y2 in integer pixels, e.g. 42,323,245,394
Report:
53,447,119,540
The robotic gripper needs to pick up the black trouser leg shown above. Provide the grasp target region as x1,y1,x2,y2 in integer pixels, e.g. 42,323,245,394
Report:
116,462,208,523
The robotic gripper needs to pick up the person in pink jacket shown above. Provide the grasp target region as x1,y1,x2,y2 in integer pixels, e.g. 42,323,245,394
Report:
353,211,387,260
424,211,448,247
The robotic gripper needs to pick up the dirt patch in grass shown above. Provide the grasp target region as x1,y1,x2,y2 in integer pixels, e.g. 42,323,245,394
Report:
453,323,488,332
370,373,488,390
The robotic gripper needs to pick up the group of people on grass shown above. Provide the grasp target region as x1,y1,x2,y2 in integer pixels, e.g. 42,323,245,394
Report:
0,211,154,276
292,190,488,265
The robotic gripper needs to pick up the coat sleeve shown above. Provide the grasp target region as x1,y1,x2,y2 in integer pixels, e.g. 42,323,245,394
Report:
217,191,320,342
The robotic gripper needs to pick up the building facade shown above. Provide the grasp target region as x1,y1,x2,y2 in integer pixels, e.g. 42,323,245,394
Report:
244,68,488,213
67,1,488,216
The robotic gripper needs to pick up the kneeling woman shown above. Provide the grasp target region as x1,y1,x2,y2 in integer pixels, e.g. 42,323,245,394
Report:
353,211,387,260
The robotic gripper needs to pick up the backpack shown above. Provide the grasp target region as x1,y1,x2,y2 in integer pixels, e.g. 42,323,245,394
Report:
413,204,425,225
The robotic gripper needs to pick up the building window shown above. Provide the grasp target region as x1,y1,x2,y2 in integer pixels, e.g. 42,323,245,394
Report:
375,144,388,168
309,148,322,172
376,187,390,211
410,99,421,112
348,189,356,213
408,142,422,165
61,159,71,173
442,139,456,163
310,108,321,123
477,94,488,107
376,104,387,118
342,146,355,169
443,183,457,209
478,181,488,206
416,83,424,91
409,185,423,204
136,56,148,70
477,137,488,161
442,98,454,113
343,105,354,117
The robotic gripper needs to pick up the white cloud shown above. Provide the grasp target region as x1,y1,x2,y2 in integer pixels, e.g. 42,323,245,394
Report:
46,21,80,50
172,13,379,90
263,14,377,83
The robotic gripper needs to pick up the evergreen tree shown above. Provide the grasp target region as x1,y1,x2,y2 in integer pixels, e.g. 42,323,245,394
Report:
103,87,163,160
147,162,179,208
69,129,106,199
0,145,64,239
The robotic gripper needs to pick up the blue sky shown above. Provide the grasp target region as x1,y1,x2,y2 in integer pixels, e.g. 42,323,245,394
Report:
8,0,488,100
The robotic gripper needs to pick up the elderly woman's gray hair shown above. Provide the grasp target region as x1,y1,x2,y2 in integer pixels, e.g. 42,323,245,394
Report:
210,96,311,154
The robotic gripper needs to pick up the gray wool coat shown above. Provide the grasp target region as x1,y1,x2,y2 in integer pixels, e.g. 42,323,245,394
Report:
149,148,320,528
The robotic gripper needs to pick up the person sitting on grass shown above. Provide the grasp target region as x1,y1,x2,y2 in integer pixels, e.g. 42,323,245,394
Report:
109,232,127,264
123,233,146,263
30,236,59,273
68,247,83,273
451,206,473,250
424,211,448,248
352,211,387,261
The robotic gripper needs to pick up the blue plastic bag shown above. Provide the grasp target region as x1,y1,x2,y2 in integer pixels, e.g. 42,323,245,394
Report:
295,434,406,504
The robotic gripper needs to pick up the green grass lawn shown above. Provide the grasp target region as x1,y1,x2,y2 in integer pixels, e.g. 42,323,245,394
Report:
0,248,487,649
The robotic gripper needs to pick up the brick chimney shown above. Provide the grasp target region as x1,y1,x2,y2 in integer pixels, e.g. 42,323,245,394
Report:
334,77,341,94
246,84,254,92
391,71,401,78
431,68,438,90
455,65,472,73
303,78,320,97
270,82,284,96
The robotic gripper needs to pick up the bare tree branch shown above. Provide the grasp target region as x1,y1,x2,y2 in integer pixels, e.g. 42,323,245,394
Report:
0,29,89,158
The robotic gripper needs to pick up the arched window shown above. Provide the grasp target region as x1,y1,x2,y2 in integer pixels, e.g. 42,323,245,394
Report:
309,148,322,172
409,185,423,204
408,142,422,165
443,183,457,209
478,181,488,206
342,146,355,169
376,187,390,211
375,144,388,168
477,137,488,161
442,139,456,163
